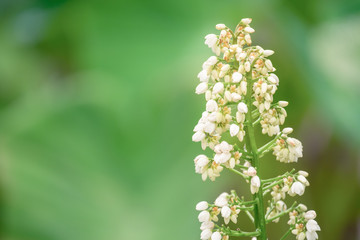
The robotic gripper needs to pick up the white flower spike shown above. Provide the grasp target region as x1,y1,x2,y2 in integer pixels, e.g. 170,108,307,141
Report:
193,18,319,240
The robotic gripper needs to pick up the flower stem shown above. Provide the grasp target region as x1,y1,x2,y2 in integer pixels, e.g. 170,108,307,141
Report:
280,228,293,240
266,201,297,223
244,69,267,239
245,210,255,223
222,165,249,179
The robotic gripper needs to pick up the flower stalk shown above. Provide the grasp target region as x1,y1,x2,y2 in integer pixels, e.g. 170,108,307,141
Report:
244,69,267,239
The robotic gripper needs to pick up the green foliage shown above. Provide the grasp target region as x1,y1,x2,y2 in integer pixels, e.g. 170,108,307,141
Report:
0,0,358,239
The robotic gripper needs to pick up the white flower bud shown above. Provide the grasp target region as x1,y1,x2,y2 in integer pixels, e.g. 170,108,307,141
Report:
240,81,247,94
298,170,309,177
246,167,257,176
278,101,288,107
194,155,209,169
269,73,279,83
239,52,247,60
206,100,218,112
244,26,255,33
224,91,232,101
298,232,306,240
216,24,226,30
200,229,212,240
305,210,317,220
200,221,214,231
198,211,211,222
211,232,222,240
206,56,218,66
276,200,286,211
221,64,230,72
267,76,277,84
261,82,267,93
198,70,210,82
205,90,212,101
292,229,299,235
250,176,260,194
306,219,321,232
298,204,308,212
231,93,241,102
192,131,206,142
196,201,209,211
245,34,251,44
265,59,273,70
244,61,250,72
229,124,240,137
241,18,252,25
290,182,305,196
205,34,218,48
251,176,260,187
212,82,224,94
263,49,274,57
215,192,229,207
283,127,293,134
237,102,248,113
297,175,309,186
232,72,242,83
196,82,208,94
221,206,231,218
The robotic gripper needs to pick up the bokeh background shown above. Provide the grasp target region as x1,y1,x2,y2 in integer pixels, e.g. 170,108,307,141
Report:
0,0,359,239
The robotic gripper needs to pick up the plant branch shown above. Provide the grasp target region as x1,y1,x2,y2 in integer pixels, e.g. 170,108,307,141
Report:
280,228,293,240
245,210,255,223
222,165,249,179
266,202,298,223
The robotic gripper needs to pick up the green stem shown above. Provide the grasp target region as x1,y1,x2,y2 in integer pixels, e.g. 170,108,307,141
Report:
240,199,258,205
245,210,255,223
226,229,260,237
257,132,282,154
236,206,254,211
262,169,295,183
263,179,284,191
280,228,293,240
223,165,249,179
252,117,261,126
244,69,267,239
266,202,297,223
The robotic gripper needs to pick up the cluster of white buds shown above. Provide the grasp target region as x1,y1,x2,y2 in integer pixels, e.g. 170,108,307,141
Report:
214,141,239,168
272,128,303,163
192,104,232,150
268,170,310,201
194,155,223,181
194,142,242,181
193,19,319,240
288,204,321,240
259,103,287,136
196,191,260,240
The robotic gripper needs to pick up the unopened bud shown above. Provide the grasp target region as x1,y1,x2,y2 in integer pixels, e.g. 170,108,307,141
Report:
278,101,289,107
216,24,226,30
304,210,317,220
298,204,308,212
263,50,274,57
283,127,293,134
241,18,252,25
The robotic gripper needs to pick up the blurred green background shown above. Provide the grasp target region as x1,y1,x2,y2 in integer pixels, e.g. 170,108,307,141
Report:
0,0,359,239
